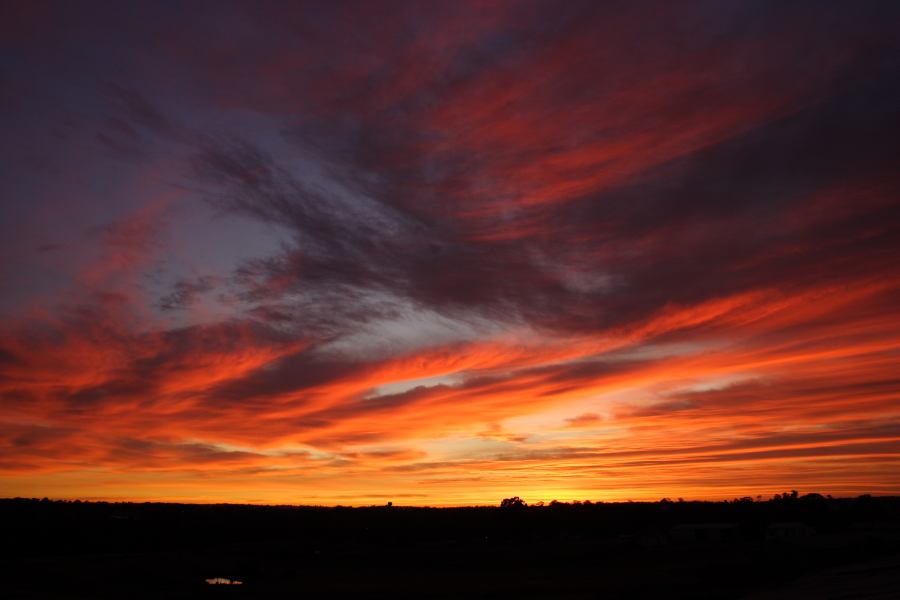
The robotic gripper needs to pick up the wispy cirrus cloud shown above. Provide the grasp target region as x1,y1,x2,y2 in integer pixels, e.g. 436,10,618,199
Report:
0,0,898,504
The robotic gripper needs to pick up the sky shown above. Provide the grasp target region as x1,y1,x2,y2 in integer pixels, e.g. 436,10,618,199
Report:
1,0,899,505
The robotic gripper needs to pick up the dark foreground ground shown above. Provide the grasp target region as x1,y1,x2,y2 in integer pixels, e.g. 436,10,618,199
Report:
2,495,899,599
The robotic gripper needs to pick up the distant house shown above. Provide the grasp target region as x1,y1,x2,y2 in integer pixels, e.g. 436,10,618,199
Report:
670,523,740,543
766,522,815,540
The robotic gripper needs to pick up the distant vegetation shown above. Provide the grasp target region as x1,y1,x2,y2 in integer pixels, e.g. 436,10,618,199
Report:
2,494,899,599
2,491,895,554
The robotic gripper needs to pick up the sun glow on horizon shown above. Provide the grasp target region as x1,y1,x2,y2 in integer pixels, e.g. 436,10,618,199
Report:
1,0,899,505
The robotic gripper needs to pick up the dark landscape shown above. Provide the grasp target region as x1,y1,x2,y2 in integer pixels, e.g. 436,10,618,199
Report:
3,494,900,599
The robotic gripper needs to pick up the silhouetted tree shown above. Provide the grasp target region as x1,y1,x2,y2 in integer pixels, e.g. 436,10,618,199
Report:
500,496,527,509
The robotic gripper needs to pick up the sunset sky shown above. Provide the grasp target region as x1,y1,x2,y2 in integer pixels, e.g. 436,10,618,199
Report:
2,0,899,505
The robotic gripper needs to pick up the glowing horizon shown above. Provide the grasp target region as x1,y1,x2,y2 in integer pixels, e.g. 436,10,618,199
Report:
1,1,899,505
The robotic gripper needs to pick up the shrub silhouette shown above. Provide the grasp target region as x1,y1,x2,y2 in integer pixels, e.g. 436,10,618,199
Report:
500,496,527,509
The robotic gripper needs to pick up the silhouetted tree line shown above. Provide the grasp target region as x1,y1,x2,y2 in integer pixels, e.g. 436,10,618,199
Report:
2,494,899,599
2,492,897,559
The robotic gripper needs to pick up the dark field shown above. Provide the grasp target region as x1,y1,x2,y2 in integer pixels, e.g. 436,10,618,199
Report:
2,495,899,599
